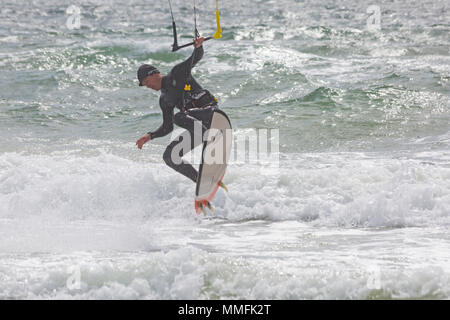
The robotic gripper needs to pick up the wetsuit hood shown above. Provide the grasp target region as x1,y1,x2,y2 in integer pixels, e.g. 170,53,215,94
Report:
137,64,160,86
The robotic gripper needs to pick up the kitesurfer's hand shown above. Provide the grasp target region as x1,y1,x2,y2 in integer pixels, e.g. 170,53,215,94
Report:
136,133,151,150
194,37,205,48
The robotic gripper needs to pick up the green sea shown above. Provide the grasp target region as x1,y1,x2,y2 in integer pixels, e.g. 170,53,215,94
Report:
0,0,449,299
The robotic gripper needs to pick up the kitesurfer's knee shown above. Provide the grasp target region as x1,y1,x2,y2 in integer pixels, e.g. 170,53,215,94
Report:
163,145,175,168
173,112,188,127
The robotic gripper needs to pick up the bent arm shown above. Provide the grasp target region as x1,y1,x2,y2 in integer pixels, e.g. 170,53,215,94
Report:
172,45,204,83
190,45,204,68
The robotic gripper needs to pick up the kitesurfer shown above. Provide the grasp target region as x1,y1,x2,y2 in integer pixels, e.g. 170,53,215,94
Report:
136,37,223,184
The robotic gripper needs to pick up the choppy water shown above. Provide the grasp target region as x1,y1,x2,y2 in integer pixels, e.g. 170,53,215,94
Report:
0,0,449,299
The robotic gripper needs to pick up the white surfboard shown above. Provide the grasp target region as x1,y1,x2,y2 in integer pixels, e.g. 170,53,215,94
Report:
195,109,232,214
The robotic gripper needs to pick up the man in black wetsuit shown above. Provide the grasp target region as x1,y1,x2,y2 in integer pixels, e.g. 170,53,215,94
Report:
136,37,218,183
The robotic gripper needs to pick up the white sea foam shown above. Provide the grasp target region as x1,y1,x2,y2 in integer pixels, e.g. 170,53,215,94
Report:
1,0,450,300
0,150,448,247
1,229,449,299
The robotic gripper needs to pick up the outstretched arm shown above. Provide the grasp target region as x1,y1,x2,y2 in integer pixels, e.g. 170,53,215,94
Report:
136,101,174,149
147,102,174,139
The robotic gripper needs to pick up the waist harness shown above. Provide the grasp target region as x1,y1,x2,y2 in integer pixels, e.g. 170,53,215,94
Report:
183,85,218,111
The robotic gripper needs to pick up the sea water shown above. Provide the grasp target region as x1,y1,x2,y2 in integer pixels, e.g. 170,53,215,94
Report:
0,0,449,299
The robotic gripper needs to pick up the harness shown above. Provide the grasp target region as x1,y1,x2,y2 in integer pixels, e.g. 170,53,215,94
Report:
181,84,218,112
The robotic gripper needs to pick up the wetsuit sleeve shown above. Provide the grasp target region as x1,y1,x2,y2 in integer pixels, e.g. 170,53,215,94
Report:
148,97,174,139
171,45,204,83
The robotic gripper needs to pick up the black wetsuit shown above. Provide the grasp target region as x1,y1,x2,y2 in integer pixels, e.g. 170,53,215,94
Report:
148,45,216,183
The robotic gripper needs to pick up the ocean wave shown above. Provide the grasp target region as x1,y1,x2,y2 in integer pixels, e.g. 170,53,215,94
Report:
0,151,448,229
1,246,449,299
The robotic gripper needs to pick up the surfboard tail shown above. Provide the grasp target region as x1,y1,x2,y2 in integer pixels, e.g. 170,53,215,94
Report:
195,172,226,215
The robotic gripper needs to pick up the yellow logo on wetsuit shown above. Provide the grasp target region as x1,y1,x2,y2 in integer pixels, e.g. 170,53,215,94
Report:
184,84,191,91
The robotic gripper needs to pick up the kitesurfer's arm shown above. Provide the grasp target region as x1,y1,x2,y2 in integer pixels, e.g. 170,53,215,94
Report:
172,38,205,81
136,99,174,149
147,97,174,139
191,37,205,66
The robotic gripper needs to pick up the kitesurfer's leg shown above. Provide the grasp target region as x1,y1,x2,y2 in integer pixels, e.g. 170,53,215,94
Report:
162,107,214,183
163,132,200,183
